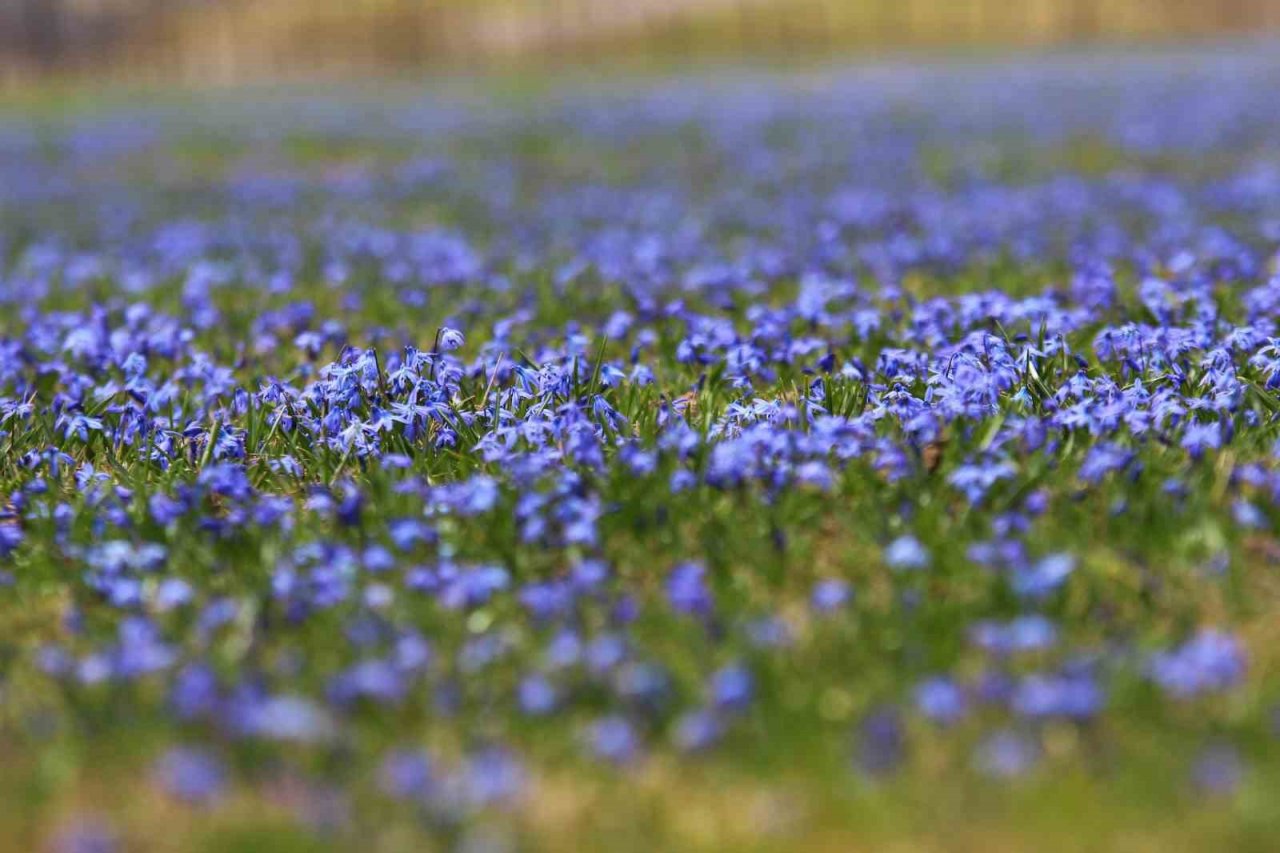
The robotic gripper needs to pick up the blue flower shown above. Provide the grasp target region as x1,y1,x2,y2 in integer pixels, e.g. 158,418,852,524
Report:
884,535,930,571
587,716,639,764
974,730,1039,778
1011,672,1103,720
518,675,558,716
438,327,465,352
1192,743,1243,795
914,677,967,725
854,708,905,778
810,578,853,612
1149,630,1246,698
379,749,433,799
153,747,226,805
1011,553,1076,598
51,818,119,853
673,710,723,752
710,665,754,712
666,562,713,616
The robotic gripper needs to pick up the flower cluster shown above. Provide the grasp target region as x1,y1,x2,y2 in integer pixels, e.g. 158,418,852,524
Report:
7,47,1280,847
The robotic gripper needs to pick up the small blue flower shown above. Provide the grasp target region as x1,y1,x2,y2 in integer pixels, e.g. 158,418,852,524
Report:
517,675,558,716
673,709,723,752
1149,629,1246,698
885,535,930,571
974,730,1039,778
854,707,905,778
710,665,754,712
1193,743,1243,795
587,716,639,764
810,578,852,613
666,562,713,616
154,747,226,805
1012,553,1076,598
379,749,433,799
438,327,465,352
914,677,967,725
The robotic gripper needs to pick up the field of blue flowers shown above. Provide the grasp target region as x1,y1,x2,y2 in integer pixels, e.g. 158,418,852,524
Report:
4,47,1280,851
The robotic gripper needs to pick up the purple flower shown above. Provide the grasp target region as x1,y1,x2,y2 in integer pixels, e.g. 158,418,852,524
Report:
462,748,525,806
1149,629,1247,698
439,565,510,610
884,535,930,571
153,747,226,805
1011,673,1103,720
1011,553,1076,598
914,677,967,725
379,749,433,799
438,327,465,352
666,562,713,616
854,707,905,778
0,523,24,558
974,730,1039,778
51,818,118,853
1233,500,1265,529
170,664,219,720
1079,442,1134,484
231,695,335,742
517,675,558,715
810,578,852,612
710,665,754,712
1192,743,1243,795
1182,421,1223,460
587,716,639,764
673,709,723,752
970,616,1058,655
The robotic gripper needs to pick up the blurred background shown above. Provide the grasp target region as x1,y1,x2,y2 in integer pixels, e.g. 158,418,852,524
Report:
2,0,1279,89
